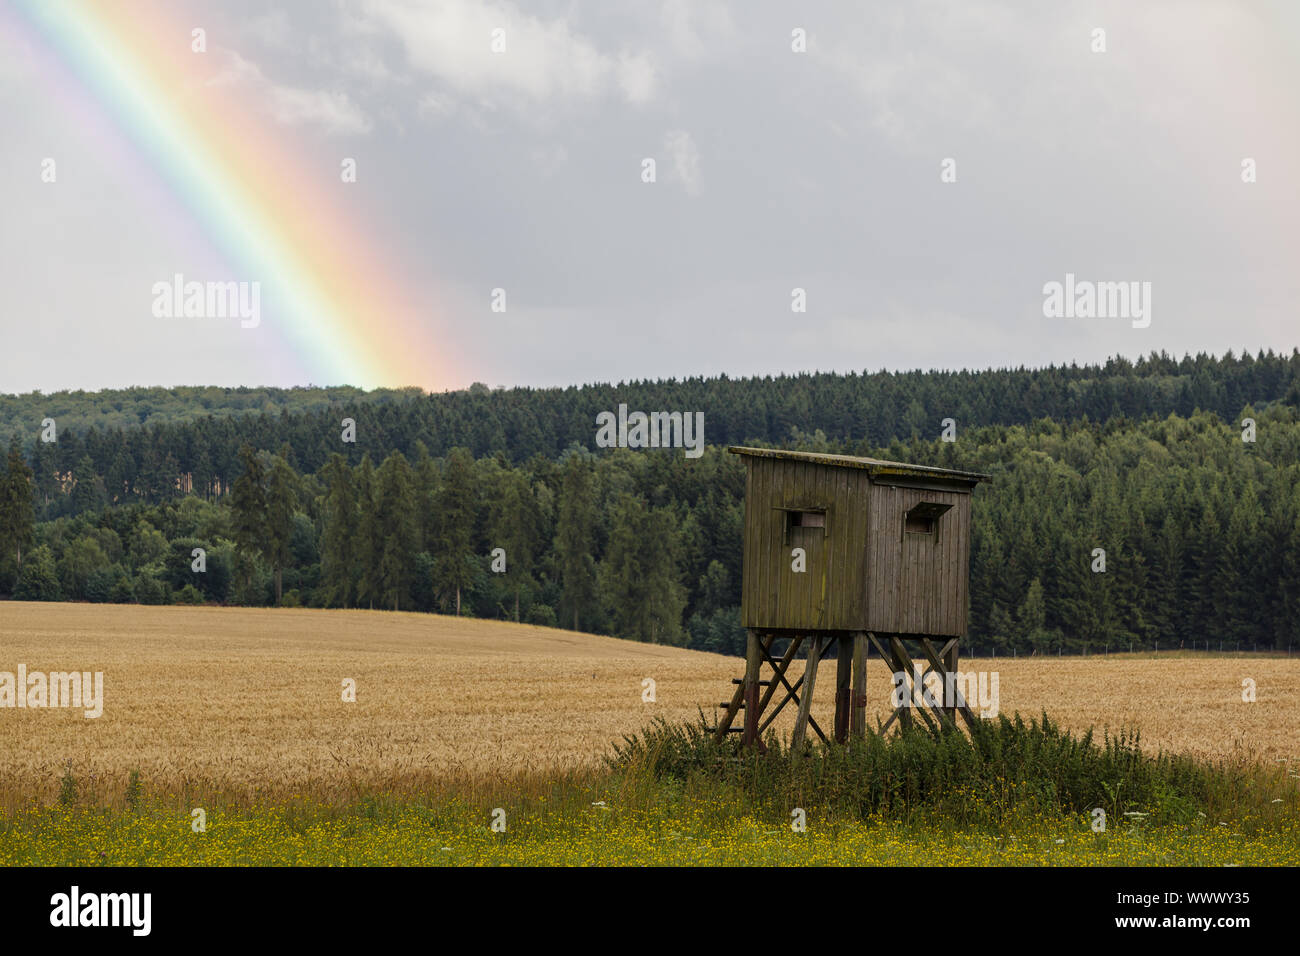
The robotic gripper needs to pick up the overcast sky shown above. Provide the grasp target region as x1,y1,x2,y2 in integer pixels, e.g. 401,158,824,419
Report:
2,0,1298,393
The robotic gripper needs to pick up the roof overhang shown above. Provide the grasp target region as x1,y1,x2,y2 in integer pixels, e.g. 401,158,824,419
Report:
727,445,992,486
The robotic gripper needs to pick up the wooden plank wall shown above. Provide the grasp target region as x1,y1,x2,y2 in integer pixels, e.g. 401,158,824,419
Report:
863,484,970,636
740,458,871,630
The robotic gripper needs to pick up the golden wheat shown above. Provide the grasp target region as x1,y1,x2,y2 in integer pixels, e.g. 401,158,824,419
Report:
1,602,1296,805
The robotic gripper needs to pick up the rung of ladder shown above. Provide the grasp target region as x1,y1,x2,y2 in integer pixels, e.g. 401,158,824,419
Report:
721,702,743,709
731,678,772,686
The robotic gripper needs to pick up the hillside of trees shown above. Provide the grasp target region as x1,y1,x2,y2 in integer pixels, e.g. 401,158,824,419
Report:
1,351,1297,657
0,384,418,436
3,351,1299,503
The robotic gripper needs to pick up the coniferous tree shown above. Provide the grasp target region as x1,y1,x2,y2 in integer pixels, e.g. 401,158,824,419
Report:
70,455,107,514
434,448,477,615
354,456,380,608
555,452,596,631
491,469,541,621
230,444,268,599
264,456,298,604
0,440,36,580
599,494,686,644
374,451,418,610
319,454,358,607
1017,577,1049,653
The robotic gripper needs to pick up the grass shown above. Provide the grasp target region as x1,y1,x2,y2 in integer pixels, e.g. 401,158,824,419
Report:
5,802,1297,866
613,711,1300,826
5,714,1297,866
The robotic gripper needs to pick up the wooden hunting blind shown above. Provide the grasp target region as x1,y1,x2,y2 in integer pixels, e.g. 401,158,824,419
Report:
715,446,992,747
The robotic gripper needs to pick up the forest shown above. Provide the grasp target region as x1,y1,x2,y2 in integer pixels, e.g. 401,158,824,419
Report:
0,349,1297,656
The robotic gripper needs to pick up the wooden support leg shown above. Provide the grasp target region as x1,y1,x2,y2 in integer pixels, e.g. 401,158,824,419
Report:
755,635,802,718
866,632,903,732
758,638,828,744
741,629,762,746
790,634,823,750
888,635,914,731
918,637,979,729
944,638,960,724
834,634,852,743
758,673,803,734
851,631,867,738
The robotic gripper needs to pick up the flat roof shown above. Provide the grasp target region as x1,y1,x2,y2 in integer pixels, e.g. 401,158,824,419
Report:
727,445,992,484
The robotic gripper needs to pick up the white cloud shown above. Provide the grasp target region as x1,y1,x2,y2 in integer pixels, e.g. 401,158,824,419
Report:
206,50,371,136
664,129,702,195
817,1,1020,151
359,0,657,109
617,51,657,105
267,85,372,135
246,10,294,49
660,0,737,60
417,90,458,118
341,45,403,86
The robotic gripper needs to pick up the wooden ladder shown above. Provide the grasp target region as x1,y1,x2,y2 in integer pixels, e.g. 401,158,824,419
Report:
710,632,831,748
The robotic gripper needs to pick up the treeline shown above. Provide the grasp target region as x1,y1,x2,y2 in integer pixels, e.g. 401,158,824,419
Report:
0,384,416,435
5,350,1300,511
2,405,1298,656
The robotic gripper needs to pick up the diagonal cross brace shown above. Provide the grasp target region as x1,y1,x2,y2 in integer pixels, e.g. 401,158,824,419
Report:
761,638,828,745
918,638,980,729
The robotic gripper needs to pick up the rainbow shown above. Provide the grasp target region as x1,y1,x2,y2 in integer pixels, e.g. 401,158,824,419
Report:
11,0,453,389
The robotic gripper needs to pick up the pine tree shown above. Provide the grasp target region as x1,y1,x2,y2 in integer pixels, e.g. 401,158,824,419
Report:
374,451,419,610
1017,577,1049,653
70,455,107,514
641,505,687,644
264,456,298,604
355,456,380,608
0,440,35,580
30,440,60,512
434,448,476,615
319,454,358,607
491,469,541,621
1217,487,1260,645
555,453,596,631
695,560,730,617
230,445,268,598
598,494,687,644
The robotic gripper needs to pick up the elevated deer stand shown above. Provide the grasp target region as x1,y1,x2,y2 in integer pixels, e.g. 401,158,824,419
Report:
713,447,991,748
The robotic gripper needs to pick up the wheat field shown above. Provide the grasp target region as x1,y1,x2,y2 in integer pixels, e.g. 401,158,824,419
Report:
1,602,1296,804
